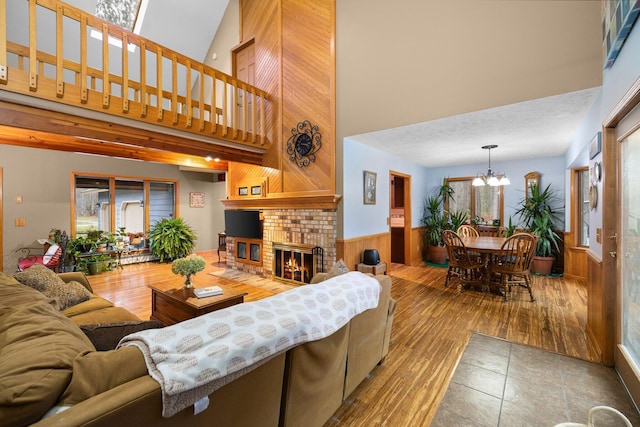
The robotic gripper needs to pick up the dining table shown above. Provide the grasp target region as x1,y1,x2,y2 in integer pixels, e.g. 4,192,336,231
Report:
459,235,507,294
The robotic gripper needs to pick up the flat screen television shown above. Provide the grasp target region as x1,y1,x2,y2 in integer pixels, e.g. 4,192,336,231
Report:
224,210,262,239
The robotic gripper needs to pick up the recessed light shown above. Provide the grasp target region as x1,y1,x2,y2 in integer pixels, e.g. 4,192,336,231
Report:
205,156,212,162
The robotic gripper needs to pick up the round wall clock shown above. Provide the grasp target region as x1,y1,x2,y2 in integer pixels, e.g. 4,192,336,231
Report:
286,120,322,168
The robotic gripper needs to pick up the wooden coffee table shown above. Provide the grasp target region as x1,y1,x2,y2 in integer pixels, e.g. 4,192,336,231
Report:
149,282,247,326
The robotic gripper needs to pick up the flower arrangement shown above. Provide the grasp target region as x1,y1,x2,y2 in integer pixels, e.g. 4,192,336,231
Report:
171,254,206,287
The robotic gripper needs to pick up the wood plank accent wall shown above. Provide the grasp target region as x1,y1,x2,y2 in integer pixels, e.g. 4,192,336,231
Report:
229,0,336,202
337,232,390,273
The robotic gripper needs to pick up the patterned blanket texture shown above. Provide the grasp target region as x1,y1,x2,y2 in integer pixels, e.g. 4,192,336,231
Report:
119,271,381,417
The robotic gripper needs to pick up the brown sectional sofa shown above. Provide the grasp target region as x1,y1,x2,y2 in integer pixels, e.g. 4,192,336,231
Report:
0,270,395,427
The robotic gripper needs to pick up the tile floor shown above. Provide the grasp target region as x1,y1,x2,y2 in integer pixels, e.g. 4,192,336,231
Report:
432,333,640,426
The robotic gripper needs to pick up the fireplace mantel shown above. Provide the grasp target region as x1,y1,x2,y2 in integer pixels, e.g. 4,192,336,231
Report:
221,194,342,210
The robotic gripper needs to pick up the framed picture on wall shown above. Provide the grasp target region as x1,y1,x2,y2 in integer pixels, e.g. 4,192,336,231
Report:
364,170,377,205
189,192,205,208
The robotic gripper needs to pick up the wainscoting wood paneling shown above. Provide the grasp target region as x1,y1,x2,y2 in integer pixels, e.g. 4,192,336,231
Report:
586,250,605,364
563,231,588,280
337,233,390,273
411,226,425,266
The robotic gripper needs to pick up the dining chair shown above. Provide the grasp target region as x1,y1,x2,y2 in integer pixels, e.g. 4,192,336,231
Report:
456,224,478,238
442,230,484,290
488,232,537,301
456,225,483,264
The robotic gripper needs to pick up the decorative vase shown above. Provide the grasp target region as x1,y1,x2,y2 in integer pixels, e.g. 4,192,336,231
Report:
184,274,193,288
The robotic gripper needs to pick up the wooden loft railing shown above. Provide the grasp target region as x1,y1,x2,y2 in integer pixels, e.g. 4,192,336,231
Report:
0,0,270,153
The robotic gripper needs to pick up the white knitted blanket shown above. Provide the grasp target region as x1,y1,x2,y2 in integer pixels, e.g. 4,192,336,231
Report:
119,271,381,417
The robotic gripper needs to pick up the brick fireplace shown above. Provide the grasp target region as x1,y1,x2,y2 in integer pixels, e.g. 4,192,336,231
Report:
225,208,337,280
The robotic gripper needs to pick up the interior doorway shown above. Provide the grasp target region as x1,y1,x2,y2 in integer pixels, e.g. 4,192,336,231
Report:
390,172,411,266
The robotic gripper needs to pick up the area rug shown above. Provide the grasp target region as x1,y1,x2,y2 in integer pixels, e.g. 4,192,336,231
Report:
209,269,295,293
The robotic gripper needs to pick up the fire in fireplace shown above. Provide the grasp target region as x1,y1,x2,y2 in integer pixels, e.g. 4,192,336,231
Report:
272,242,323,285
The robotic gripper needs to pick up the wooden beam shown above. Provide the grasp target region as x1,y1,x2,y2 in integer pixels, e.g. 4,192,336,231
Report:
0,100,264,165
0,124,228,171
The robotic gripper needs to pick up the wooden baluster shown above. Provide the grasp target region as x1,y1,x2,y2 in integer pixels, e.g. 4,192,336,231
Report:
122,32,129,113
211,71,217,134
29,0,37,90
198,66,205,131
156,46,162,121
55,4,64,97
185,59,192,128
139,40,147,117
242,82,248,141
233,79,239,138
0,0,6,84
260,94,266,145
80,15,88,103
251,88,257,143
171,54,178,124
222,74,228,136
101,23,109,107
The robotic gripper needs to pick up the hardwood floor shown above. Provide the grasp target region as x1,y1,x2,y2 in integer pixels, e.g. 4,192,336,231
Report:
87,251,594,427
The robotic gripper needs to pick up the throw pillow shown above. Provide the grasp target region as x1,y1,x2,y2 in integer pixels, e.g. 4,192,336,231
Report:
12,265,92,311
327,259,349,278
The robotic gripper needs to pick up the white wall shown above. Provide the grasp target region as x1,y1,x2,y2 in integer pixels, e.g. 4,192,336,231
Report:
426,156,566,229
342,138,430,239
342,138,566,239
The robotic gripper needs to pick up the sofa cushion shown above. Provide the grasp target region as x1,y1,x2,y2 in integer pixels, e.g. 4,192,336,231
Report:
12,264,92,310
80,320,162,351
0,274,95,427
62,296,114,317
327,258,350,278
67,306,141,326
59,346,149,406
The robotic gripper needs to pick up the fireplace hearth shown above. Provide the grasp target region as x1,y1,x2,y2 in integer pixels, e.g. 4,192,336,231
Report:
272,242,323,285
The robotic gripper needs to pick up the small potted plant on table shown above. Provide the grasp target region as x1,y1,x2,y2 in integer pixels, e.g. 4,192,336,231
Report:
171,254,206,288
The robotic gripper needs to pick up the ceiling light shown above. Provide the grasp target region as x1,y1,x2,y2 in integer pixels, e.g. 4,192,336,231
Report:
472,145,510,187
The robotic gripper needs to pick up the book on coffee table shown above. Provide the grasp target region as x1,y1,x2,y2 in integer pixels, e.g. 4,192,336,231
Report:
194,286,223,298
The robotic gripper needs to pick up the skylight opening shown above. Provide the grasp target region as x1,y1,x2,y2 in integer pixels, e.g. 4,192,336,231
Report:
95,0,141,32
92,0,149,52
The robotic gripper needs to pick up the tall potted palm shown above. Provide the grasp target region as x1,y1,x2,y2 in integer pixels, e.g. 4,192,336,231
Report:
421,183,468,264
514,183,563,274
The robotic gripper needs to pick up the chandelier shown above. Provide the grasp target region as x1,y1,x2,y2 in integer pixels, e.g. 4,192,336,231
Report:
472,145,510,187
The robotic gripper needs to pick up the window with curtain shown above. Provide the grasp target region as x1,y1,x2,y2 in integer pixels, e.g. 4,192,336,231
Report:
445,177,503,225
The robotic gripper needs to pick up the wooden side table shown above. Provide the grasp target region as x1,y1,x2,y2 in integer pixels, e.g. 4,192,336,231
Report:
149,283,247,326
357,262,387,275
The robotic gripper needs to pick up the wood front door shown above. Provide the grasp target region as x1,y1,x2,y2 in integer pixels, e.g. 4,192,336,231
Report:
233,41,255,133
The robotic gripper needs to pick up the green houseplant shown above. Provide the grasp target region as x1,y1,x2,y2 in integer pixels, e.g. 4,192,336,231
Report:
149,217,197,262
513,182,563,274
171,254,206,288
421,182,468,264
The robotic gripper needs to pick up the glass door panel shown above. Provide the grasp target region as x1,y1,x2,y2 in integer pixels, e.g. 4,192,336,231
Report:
621,128,640,368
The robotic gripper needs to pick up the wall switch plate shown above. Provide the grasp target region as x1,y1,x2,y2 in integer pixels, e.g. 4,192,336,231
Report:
596,228,602,244
15,218,26,227
15,195,23,203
